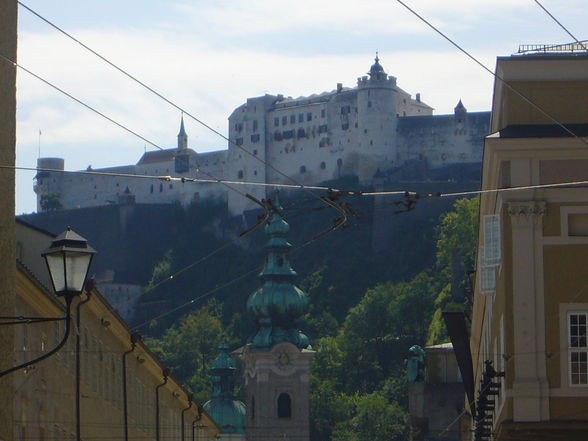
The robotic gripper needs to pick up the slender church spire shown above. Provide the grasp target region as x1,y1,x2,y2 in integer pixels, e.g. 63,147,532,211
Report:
177,114,188,150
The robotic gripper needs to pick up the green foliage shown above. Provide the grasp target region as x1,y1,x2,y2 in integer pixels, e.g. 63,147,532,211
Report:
144,303,225,403
39,193,63,211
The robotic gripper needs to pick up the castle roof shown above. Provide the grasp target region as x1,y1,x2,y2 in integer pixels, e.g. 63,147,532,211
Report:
136,148,196,166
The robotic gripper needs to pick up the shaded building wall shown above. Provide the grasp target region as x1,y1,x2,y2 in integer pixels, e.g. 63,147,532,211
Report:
0,1,17,439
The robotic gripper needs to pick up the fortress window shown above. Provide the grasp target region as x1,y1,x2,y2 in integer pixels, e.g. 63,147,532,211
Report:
159,183,163,192
341,105,350,115
337,158,343,168
282,116,287,125
290,115,296,124
368,101,372,108
342,123,349,130
253,149,258,155
300,165,306,174
236,123,243,133
251,134,260,143
318,125,328,134
297,128,306,138
321,109,326,118
283,130,294,139
150,184,154,194
238,170,244,179
307,112,312,121
253,120,258,131
320,161,326,170
169,184,173,189
274,117,279,127
298,113,304,123
278,393,292,418
254,170,258,176
370,140,373,145
236,138,243,146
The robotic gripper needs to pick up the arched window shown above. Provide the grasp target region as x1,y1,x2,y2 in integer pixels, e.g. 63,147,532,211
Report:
277,393,291,418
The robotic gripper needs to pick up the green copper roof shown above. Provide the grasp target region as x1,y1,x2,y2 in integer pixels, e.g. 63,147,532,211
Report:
204,344,246,434
246,202,310,351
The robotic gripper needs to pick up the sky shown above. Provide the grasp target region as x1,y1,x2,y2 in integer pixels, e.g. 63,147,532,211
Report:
13,0,588,214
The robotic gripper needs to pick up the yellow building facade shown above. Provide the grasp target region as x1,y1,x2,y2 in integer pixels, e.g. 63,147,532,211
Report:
12,220,219,441
470,51,588,441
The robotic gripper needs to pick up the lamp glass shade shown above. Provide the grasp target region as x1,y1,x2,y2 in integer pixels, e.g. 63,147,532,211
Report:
45,250,93,295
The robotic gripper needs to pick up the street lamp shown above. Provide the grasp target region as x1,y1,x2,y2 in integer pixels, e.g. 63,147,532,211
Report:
0,228,95,378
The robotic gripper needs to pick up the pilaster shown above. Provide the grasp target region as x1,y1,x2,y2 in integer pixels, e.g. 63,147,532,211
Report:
507,201,550,421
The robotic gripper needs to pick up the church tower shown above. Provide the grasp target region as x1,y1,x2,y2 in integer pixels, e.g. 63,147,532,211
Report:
244,201,314,441
177,115,188,150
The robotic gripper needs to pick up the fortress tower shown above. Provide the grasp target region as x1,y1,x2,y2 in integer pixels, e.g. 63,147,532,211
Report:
243,201,314,441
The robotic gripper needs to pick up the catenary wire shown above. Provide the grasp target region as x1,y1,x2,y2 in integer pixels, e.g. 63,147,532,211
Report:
16,1,349,226
533,0,588,50
394,0,588,148
0,53,164,152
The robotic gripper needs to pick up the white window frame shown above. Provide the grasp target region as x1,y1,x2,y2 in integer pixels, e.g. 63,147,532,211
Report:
568,311,588,387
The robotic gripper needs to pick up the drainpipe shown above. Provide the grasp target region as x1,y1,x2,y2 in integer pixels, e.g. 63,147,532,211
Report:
76,282,93,441
122,332,142,441
191,405,203,441
155,368,170,441
181,393,194,441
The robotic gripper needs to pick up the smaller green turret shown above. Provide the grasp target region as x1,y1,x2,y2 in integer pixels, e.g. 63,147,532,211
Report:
203,344,246,434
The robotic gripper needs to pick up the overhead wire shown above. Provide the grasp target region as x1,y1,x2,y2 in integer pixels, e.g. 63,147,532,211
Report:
395,0,588,148
533,0,588,50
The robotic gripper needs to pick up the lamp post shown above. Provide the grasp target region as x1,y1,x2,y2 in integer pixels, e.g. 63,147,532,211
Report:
0,228,95,378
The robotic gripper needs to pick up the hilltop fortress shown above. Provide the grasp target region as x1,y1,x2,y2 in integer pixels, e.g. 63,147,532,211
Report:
34,56,490,215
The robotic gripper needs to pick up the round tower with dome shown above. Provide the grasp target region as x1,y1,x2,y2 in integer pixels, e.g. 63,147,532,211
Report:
243,198,315,441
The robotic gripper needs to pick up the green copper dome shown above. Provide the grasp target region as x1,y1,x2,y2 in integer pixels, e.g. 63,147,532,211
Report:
203,344,246,434
246,202,310,350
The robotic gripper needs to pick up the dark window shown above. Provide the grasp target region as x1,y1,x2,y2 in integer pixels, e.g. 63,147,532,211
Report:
368,101,372,108
282,116,287,125
274,117,279,127
277,256,284,266
238,170,244,179
321,109,326,118
236,138,243,146
341,105,350,115
337,158,343,168
253,120,258,131
290,115,295,124
300,165,306,174
150,184,153,194
298,113,304,123
320,161,326,170
307,112,312,121
236,123,243,133
169,183,173,189
251,134,260,143
318,125,328,134
283,130,294,139
254,170,258,176
278,393,292,418
159,183,163,192
253,149,258,155
342,123,349,130
274,131,283,141
297,128,306,138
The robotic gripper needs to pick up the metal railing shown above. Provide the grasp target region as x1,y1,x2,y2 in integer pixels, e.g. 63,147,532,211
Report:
517,40,588,54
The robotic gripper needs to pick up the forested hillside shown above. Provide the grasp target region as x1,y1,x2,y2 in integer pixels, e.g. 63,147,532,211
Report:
140,193,479,441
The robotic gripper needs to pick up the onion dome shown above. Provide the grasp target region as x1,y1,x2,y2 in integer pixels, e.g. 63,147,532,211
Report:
203,344,246,434
246,198,310,350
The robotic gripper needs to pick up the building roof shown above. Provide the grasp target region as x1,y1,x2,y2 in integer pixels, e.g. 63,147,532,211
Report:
136,148,196,165
497,123,588,138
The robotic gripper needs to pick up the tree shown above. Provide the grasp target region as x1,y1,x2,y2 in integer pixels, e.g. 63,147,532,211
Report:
144,303,225,402
39,193,62,211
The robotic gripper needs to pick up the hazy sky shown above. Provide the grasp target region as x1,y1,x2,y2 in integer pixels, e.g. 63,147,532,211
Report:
14,0,588,213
